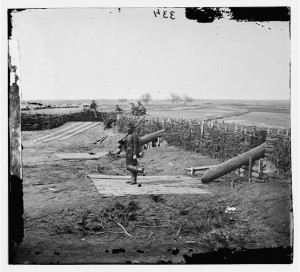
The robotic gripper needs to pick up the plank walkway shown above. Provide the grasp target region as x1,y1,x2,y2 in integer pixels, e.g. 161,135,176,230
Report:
88,174,211,197
35,122,101,142
55,152,108,160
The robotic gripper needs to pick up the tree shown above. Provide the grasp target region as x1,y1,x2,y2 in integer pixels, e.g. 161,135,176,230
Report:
170,92,181,105
183,94,194,106
140,93,152,105
118,98,127,104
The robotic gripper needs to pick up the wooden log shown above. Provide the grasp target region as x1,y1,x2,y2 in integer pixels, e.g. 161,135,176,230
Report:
201,143,266,183
58,122,100,140
140,130,164,146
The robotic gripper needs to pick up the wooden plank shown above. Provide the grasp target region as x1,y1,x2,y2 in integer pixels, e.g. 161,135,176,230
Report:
34,122,81,142
88,174,194,180
56,152,108,160
58,122,101,140
44,122,93,142
185,165,213,171
90,176,210,196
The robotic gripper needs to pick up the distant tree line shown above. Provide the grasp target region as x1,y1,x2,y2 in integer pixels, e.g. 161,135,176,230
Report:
170,92,194,106
118,92,195,106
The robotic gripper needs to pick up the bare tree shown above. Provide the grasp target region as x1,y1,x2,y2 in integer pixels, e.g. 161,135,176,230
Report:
140,93,152,105
170,92,181,105
183,94,194,106
118,98,128,104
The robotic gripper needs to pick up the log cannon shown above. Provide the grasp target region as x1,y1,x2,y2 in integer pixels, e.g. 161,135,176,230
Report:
116,129,164,154
201,143,266,183
140,129,164,146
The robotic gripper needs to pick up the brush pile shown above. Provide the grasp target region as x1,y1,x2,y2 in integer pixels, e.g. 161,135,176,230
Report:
264,133,291,176
21,111,106,131
163,122,266,161
21,114,65,131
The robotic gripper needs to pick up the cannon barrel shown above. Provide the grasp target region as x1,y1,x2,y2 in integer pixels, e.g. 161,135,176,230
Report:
139,129,164,146
201,143,266,183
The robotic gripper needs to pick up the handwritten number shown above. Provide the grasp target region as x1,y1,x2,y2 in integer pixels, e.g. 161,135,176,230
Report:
153,9,160,17
170,11,175,20
153,9,175,20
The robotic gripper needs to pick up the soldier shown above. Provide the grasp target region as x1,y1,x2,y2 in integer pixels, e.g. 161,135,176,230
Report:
115,104,123,113
137,101,146,115
130,103,139,115
90,100,97,118
125,123,144,185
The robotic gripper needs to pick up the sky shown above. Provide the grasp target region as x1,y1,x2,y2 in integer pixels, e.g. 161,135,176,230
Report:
11,8,290,101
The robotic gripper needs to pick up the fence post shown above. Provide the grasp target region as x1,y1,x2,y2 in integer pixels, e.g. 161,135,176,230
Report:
200,122,204,136
258,159,263,175
249,157,252,183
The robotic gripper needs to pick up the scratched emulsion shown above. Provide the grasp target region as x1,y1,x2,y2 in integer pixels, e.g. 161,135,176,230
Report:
185,7,290,23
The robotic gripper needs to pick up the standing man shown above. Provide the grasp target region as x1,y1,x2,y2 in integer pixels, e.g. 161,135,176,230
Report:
125,123,143,185
90,100,98,118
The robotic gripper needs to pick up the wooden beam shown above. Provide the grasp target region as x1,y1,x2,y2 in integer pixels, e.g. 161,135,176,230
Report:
34,122,81,142
44,122,93,142
185,165,213,172
88,174,195,181
58,122,101,140
56,152,108,160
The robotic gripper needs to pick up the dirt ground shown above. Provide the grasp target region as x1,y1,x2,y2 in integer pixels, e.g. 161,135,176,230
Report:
12,122,293,264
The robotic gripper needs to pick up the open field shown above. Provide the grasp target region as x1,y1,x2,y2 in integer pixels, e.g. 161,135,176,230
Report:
12,121,293,264
221,112,290,129
22,99,291,129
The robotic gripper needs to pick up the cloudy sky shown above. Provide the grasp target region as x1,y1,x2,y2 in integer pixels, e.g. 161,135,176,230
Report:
11,8,290,100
